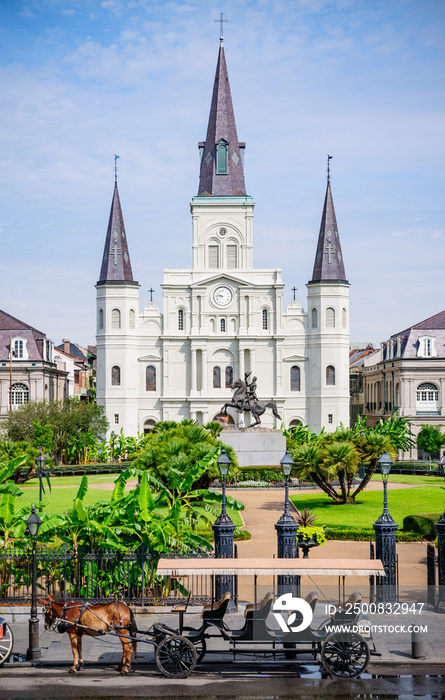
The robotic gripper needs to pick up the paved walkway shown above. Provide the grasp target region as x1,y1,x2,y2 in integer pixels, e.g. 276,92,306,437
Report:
229,486,427,588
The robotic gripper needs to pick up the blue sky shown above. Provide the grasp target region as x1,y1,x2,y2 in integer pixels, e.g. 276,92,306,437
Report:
0,0,444,348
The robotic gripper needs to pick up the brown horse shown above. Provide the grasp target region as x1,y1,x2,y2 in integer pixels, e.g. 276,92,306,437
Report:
43,599,138,674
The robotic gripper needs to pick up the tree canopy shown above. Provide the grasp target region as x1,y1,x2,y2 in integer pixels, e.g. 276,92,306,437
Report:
284,415,414,504
417,424,444,459
5,399,108,465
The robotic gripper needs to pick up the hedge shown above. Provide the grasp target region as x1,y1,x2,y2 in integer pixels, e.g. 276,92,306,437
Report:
325,526,423,542
402,513,442,541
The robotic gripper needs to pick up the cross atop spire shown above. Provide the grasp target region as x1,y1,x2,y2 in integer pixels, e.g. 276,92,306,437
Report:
215,12,228,44
97,173,137,285
327,154,332,182
197,41,247,197
309,174,347,284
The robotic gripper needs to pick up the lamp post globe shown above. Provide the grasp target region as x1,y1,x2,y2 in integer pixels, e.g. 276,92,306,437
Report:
26,505,42,661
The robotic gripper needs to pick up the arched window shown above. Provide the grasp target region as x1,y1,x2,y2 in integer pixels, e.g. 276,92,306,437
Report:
290,366,301,391
326,365,335,386
10,383,29,406
213,366,221,388
225,366,233,388
146,365,156,391
262,309,268,330
220,318,226,332
143,419,156,434
111,308,121,330
129,309,135,329
216,139,228,174
178,309,184,331
416,382,439,414
311,308,317,329
227,244,237,269
326,307,335,328
112,365,121,386
342,308,347,328
99,309,104,330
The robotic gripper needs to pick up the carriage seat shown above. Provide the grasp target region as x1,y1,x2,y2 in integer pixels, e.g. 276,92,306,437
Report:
304,591,318,613
244,592,274,619
330,591,362,622
201,592,231,621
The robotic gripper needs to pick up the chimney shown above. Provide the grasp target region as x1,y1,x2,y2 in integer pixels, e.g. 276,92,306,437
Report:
63,339,70,355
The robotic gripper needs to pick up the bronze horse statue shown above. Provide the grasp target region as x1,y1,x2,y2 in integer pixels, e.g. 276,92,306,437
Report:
221,377,281,427
43,598,138,674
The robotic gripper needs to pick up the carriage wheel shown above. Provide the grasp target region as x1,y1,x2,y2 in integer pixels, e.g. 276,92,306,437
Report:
0,622,14,666
192,637,206,663
321,631,369,679
155,635,197,678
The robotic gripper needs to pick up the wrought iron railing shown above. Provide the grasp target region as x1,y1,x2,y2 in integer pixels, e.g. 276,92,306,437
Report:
0,544,214,605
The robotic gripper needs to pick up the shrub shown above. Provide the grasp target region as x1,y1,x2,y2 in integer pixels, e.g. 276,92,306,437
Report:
402,513,442,540
324,526,423,542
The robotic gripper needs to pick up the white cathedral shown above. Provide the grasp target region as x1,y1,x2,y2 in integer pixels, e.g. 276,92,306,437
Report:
96,40,350,437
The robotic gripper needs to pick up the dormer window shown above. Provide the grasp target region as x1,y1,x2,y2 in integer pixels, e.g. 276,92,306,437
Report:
216,139,228,175
10,337,28,360
417,336,436,358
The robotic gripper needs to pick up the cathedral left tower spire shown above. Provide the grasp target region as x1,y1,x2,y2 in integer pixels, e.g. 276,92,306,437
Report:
98,181,135,284
96,172,140,437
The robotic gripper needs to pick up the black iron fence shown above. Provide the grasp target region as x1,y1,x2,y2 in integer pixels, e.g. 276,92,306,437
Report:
0,545,214,606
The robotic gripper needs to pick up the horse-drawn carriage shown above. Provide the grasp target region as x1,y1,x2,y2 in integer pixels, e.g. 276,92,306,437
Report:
42,557,384,679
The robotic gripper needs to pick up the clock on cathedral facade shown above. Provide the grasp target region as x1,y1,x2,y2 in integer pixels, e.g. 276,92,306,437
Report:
95,40,350,437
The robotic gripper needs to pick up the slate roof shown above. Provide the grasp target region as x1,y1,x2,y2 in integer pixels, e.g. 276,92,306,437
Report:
197,41,247,197
349,346,376,371
0,309,47,361
98,182,135,284
392,309,445,337
55,341,86,361
310,180,347,283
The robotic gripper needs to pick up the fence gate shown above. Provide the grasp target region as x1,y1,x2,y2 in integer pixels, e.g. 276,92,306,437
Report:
427,543,436,608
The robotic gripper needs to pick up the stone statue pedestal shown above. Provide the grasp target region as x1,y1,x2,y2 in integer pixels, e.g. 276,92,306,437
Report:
221,428,286,467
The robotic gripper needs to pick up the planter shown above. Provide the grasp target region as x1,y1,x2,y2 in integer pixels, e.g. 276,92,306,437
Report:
297,535,320,558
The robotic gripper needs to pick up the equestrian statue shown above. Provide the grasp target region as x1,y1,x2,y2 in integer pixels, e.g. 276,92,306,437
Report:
221,372,282,428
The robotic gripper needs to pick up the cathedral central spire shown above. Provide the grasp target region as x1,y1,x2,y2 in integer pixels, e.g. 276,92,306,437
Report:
197,42,247,197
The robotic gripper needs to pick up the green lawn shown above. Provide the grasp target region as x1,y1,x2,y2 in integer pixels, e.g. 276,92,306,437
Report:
291,485,445,530
370,474,444,486
17,476,244,527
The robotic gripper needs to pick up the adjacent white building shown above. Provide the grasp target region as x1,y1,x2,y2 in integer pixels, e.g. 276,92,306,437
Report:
96,40,350,436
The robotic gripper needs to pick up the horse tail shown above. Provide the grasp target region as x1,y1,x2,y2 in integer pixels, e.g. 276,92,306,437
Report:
266,401,282,420
128,609,138,662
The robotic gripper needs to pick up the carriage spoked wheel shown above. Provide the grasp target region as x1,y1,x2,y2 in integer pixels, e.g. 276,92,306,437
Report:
0,622,14,666
321,631,370,679
192,637,206,663
155,635,197,678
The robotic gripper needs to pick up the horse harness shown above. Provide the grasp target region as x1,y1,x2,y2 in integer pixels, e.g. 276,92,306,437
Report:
51,600,131,637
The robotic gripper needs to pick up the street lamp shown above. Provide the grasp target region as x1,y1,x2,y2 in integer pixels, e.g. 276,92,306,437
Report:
275,451,299,594
26,504,42,661
212,450,235,600
35,452,46,512
435,455,445,602
110,431,116,462
373,451,398,601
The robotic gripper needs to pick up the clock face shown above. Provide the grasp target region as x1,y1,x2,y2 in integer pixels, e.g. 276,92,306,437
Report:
213,286,232,306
